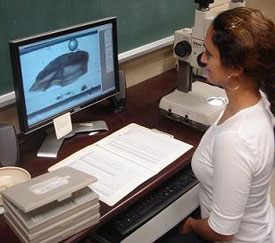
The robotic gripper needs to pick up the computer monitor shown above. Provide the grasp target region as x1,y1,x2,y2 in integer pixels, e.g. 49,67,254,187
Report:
9,17,120,157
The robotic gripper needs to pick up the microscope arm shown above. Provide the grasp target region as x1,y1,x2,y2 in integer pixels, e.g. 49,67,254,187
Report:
176,61,193,93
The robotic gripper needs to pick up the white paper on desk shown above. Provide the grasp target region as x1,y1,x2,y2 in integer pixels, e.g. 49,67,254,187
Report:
97,123,193,173
49,123,193,206
49,145,153,206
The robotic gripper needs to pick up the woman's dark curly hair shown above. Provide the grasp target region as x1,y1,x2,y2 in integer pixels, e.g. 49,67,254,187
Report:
212,7,275,115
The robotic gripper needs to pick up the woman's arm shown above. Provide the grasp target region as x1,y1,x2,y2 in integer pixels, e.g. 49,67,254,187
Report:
184,133,253,241
179,217,234,242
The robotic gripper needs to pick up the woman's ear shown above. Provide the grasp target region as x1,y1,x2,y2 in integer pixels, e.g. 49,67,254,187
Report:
233,66,244,77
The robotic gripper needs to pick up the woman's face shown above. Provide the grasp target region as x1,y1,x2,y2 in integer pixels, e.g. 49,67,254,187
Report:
201,26,231,86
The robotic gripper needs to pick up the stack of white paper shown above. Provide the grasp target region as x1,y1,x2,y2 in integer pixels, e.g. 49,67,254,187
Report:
49,123,193,206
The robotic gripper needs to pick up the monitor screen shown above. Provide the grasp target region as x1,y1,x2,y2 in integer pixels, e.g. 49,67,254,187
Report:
10,17,119,134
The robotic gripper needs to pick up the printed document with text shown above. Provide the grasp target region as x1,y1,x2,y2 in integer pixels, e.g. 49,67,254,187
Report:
49,123,193,206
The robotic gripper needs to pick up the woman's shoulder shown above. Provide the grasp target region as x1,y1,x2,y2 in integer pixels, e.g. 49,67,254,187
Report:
215,101,274,157
218,98,273,137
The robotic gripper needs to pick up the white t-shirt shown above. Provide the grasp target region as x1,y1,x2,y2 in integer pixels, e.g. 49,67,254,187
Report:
192,95,275,243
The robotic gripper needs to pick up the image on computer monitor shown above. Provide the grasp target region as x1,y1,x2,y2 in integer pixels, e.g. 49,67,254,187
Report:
10,17,119,134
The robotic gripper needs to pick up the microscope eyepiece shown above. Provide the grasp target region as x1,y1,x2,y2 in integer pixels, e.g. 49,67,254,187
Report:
194,0,214,10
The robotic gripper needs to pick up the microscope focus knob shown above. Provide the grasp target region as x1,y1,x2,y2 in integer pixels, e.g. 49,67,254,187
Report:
197,52,206,68
174,41,192,58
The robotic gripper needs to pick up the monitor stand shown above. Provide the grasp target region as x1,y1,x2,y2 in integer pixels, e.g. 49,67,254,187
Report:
37,120,108,158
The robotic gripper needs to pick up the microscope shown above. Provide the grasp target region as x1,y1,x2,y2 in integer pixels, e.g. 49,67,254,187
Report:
159,0,245,132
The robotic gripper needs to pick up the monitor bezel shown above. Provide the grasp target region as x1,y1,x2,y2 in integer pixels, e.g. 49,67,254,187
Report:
9,17,120,134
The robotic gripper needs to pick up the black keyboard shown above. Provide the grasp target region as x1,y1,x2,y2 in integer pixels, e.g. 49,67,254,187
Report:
93,163,198,242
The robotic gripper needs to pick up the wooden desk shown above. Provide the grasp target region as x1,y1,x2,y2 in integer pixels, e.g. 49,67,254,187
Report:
0,69,203,242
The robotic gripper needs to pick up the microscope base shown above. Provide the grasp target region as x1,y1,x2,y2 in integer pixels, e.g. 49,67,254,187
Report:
159,81,227,132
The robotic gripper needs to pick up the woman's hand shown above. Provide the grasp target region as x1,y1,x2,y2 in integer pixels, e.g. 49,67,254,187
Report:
178,217,194,234
179,217,234,242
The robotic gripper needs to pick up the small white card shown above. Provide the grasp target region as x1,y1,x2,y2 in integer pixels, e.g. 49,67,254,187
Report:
53,113,72,140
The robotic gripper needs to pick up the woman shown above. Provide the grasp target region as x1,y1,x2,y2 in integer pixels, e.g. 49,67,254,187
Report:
180,7,275,242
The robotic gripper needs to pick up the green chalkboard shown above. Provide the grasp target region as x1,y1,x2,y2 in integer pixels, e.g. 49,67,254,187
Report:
0,0,196,96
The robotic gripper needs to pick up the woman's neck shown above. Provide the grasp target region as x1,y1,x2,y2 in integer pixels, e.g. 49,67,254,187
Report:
218,79,261,125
